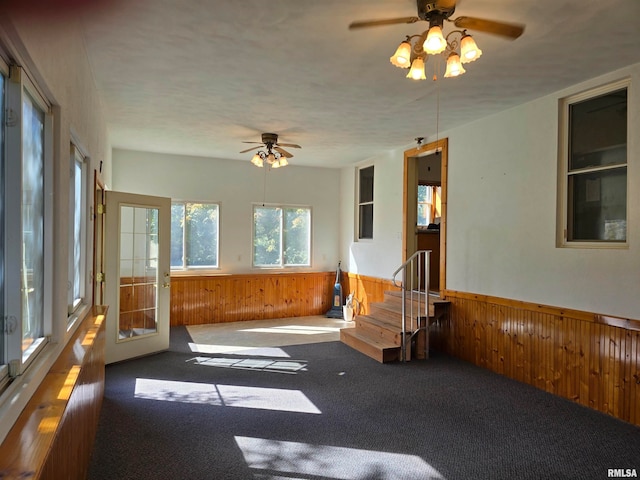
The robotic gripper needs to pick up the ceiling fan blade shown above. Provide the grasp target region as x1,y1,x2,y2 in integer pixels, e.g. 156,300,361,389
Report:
435,0,457,10
277,142,302,149
239,145,262,154
453,16,524,39
349,16,420,29
242,141,263,144
274,147,294,158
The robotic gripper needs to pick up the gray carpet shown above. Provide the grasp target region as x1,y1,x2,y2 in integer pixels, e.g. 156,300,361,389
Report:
87,326,640,480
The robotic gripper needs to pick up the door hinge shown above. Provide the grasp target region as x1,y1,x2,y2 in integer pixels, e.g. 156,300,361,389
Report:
96,272,105,283
96,203,106,215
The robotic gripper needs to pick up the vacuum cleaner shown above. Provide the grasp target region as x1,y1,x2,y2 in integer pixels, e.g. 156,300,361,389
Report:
325,261,344,318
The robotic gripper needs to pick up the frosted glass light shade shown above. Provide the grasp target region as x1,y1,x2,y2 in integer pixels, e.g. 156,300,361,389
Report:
423,26,446,54
460,34,482,63
444,52,466,77
390,41,412,68
406,57,427,80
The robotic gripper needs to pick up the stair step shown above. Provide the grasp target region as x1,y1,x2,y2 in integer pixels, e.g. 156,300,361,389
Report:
340,327,402,363
339,289,450,363
354,315,407,345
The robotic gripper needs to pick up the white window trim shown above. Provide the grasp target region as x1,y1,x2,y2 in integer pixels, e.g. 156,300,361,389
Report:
68,143,89,322
3,64,52,377
557,77,630,249
251,203,312,269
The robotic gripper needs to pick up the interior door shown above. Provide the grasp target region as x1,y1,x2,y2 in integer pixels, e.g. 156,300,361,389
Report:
104,191,171,364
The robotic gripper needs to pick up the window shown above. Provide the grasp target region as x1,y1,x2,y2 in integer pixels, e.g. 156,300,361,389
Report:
0,66,6,387
417,185,441,227
358,166,374,239
253,205,311,267
68,144,88,317
2,65,52,381
171,202,219,269
559,80,628,246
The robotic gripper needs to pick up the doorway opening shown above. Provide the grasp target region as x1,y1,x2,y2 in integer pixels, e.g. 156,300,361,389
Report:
402,138,448,295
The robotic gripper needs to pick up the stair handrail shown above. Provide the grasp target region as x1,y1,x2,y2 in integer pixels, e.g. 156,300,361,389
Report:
391,250,430,362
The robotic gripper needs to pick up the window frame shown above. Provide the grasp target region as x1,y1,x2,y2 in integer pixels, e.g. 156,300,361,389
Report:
357,165,374,240
417,184,442,228
170,200,220,271
2,64,53,380
557,78,630,249
252,203,312,269
67,143,88,321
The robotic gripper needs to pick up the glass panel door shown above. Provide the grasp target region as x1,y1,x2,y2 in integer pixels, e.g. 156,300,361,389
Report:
105,191,170,364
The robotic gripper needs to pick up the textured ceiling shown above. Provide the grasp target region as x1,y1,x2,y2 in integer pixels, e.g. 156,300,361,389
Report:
10,0,640,167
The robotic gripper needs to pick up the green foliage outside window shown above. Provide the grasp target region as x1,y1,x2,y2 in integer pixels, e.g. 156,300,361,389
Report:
254,206,310,267
171,202,218,268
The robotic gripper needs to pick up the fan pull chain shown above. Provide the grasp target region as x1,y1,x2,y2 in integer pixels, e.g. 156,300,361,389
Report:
262,163,268,206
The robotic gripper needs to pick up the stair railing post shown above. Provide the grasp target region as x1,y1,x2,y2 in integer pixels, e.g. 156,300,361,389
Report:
401,266,407,362
424,251,430,359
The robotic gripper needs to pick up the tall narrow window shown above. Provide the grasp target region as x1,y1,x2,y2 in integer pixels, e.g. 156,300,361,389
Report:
3,65,52,379
559,80,628,246
68,144,87,317
171,202,219,269
21,91,45,359
358,166,374,239
253,205,311,267
0,69,6,386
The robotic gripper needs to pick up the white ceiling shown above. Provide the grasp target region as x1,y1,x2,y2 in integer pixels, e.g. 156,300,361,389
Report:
16,0,640,167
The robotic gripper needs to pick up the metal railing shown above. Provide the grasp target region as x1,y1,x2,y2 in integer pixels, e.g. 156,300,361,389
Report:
392,250,430,362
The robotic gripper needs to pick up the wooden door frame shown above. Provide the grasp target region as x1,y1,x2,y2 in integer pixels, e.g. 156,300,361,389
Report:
402,138,448,296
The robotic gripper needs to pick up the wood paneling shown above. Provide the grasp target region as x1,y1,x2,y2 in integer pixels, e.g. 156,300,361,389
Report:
0,306,107,480
432,291,640,426
340,272,400,317
170,272,336,326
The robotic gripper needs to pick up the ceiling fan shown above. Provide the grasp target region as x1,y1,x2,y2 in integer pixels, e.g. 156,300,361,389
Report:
240,132,301,168
349,0,524,39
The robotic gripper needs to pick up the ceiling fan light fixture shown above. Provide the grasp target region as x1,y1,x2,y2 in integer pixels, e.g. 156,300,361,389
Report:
406,56,427,80
278,157,289,167
251,153,264,167
444,52,466,77
389,40,412,68
423,25,446,55
460,33,482,63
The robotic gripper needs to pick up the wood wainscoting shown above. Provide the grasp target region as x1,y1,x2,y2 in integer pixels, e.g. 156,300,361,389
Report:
170,271,336,326
0,306,107,480
340,272,400,316
432,291,640,426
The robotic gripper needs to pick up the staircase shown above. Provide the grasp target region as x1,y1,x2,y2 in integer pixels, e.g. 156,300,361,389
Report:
340,290,449,363
339,250,449,363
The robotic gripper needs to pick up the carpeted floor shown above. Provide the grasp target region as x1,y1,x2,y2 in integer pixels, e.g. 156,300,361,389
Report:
87,325,640,480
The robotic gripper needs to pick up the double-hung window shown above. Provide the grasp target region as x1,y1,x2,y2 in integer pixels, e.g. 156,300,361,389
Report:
68,144,88,319
171,201,219,269
358,165,374,239
2,64,53,382
559,79,628,246
417,185,441,227
253,204,311,267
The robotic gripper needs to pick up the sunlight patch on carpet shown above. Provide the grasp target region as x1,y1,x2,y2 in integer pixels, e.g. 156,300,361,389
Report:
239,325,341,335
235,436,446,480
134,378,321,414
188,343,292,357
188,356,307,374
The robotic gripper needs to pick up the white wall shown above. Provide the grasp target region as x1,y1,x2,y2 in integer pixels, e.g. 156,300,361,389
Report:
340,63,640,319
339,150,406,279
112,149,341,273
